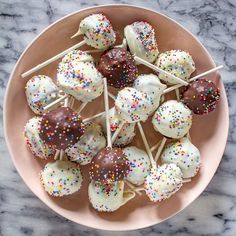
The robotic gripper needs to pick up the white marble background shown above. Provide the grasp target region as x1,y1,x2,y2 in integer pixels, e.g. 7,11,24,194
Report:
0,0,236,235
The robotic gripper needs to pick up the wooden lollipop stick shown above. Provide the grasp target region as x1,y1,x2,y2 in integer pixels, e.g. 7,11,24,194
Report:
111,121,125,144
44,94,69,111
54,150,60,160
114,38,128,49
71,30,81,39
133,55,188,86
154,137,167,162
163,65,223,94
183,178,191,183
160,94,165,103
84,49,104,53
125,181,142,196
103,78,112,148
175,88,180,101
69,97,75,109
137,122,156,167
21,40,86,78
108,92,115,100
77,102,88,114
134,187,145,192
64,96,69,107
83,111,105,123
59,150,64,161
150,140,161,152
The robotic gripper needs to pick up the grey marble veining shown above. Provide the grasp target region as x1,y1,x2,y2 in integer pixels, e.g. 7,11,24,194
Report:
0,0,236,235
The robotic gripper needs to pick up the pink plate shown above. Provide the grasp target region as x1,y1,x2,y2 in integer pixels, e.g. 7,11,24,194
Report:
3,5,229,231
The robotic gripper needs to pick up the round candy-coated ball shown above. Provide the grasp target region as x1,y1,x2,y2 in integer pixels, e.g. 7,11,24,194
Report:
181,78,220,115
97,48,138,88
89,147,130,184
40,107,85,150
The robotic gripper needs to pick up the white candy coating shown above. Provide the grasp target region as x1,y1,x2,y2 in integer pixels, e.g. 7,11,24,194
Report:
88,181,135,212
115,87,155,123
25,75,59,115
152,100,192,139
123,146,151,186
62,50,94,64
79,14,116,49
124,21,159,63
155,50,196,85
161,137,201,178
40,160,83,197
100,107,136,147
65,122,106,165
57,61,104,103
24,117,55,159
144,164,183,202
133,74,167,112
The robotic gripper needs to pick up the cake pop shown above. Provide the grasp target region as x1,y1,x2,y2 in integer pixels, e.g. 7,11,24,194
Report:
115,87,155,123
144,164,183,202
39,107,85,150
181,78,220,115
124,21,159,63
89,147,130,185
161,137,201,178
100,107,136,147
123,146,151,186
57,61,104,103
155,50,196,85
25,75,60,115
24,117,55,159
88,181,135,212
65,122,106,165
40,160,83,197
152,100,192,139
21,14,116,78
97,48,138,88
89,78,130,185
133,73,167,112
72,14,116,50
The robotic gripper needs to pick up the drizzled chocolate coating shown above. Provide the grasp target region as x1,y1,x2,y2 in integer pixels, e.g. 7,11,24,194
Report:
39,107,85,150
181,78,220,115
97,48,138,88
89,147,130,184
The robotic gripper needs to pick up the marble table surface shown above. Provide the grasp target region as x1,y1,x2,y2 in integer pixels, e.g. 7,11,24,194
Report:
0,0,236,235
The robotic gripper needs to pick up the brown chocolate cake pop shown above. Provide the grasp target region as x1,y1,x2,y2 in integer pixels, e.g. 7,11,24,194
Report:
39,107,85,150
89,147,130,184
181,78,220,115
97,48,138,88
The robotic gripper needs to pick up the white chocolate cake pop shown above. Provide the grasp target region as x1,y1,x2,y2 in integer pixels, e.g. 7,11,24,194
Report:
24,117,55,159
61,50,94,64
123,146,151,186
124,21,159,63
88,181,135,212
65,122,106,165
76,14,116,49
144,164,183,202
133,73,167,112
155,50,196,85
100,107,136,147
115,87,155,123
57,61,104,103
152,100,192,139
25,75,60,115
40,160,83,197
161,137,201,178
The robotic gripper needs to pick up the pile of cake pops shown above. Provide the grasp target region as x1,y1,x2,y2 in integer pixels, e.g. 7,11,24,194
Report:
23,14,222,212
